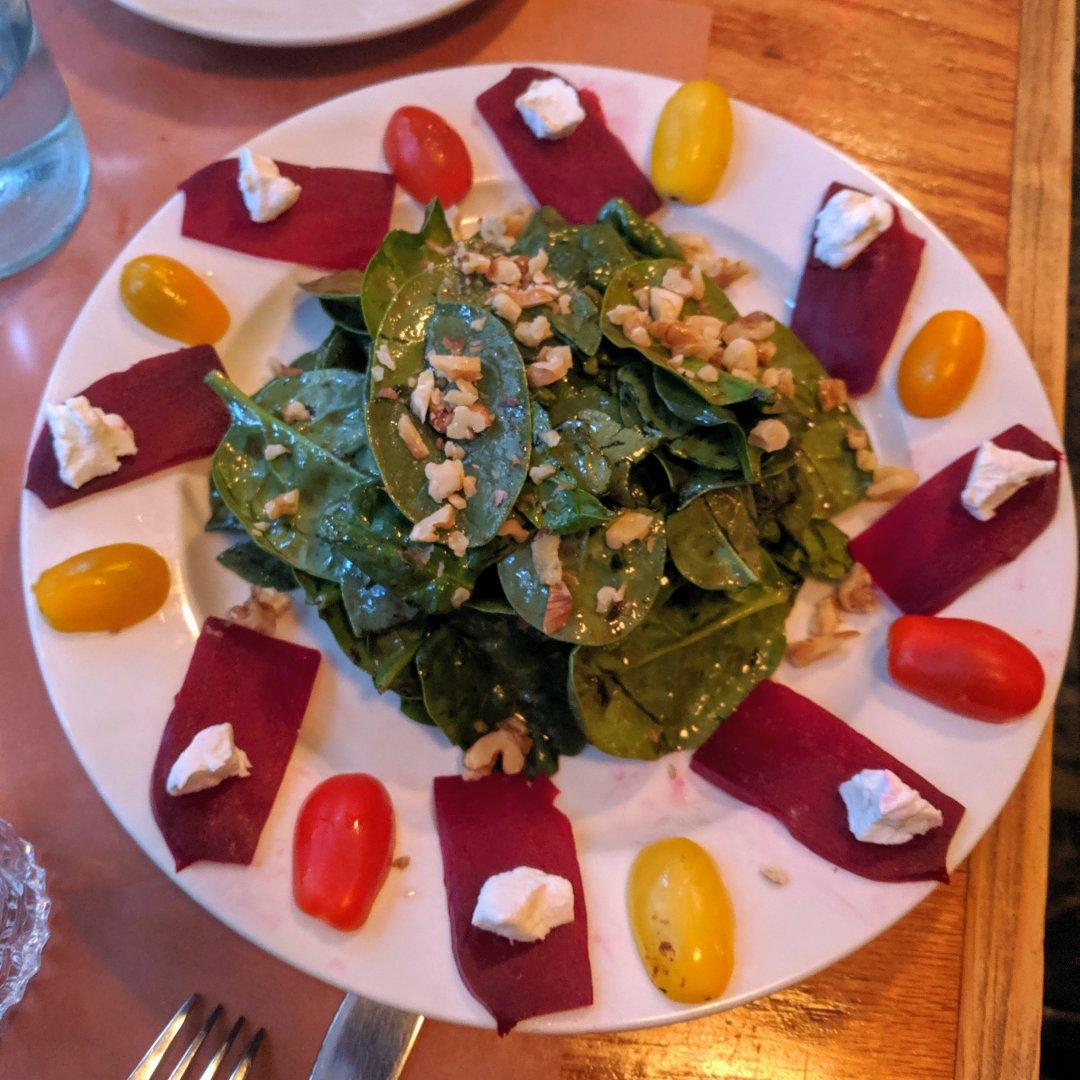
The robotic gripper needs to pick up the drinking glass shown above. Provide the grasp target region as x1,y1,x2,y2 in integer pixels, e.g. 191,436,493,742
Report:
0,818,49,1022
0,0,90,279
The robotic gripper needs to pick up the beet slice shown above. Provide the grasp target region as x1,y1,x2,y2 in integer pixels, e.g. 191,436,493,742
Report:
477,66,661,225
433,773,592,1033
790,182,925,395
151,618,321,871
848,424,1061,615
690,680,965,883
180,158,395,270
25,344,228,509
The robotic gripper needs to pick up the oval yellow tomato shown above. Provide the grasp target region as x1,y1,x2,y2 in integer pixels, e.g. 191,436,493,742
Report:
33,543,170,633
650,81,733,204
627,837,735,1003
120,254,230,345
897,310,984,418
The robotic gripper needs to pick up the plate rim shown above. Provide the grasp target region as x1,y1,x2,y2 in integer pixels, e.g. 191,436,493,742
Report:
19,60,1078,1033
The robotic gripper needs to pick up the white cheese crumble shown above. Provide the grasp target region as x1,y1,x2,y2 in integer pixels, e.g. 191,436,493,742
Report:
471,865,575,942
813,188,895,269
236,148,302,224
514,77,586,141
604,510,653,550
166,722,251,796
838,768,944,845
960,440,1056,521
46,395,137,489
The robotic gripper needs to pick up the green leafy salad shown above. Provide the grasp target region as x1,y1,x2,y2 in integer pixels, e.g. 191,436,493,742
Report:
206,197,872,776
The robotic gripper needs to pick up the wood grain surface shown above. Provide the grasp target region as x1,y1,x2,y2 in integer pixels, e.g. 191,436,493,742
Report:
0,0,1071,1077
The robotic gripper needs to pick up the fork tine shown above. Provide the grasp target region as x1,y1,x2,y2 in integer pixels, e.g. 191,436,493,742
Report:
226,1028,265,1080
127,994,199,1080
166,1003,223,1080
195,1016,245,1080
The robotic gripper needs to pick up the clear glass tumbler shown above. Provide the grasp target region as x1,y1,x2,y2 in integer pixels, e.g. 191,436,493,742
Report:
0,0,90,280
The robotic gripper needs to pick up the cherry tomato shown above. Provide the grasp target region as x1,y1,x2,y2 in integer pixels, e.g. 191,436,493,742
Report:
33,543,170,633
897,310,984,418
120,254,230,345
293,773,395,931
627,837,735,1003
382,106,473,207
888,615,1044,722
650,81,733,204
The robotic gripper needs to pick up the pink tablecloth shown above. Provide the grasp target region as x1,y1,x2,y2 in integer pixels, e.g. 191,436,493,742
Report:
0,1,707,1074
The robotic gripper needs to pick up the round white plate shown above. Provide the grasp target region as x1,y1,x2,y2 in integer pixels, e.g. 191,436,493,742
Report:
109,0,477,47
21,64,1075,1033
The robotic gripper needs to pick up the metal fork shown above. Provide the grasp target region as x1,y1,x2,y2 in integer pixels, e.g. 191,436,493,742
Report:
127,994,265,1080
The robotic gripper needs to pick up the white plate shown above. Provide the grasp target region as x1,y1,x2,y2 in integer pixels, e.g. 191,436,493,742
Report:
20,64,1076,1033
110,0,477,47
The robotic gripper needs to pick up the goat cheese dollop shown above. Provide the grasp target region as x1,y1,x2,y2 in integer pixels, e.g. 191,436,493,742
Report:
514,77,586,141
838,768,943,845
237,148,302,224
166,722,252,797
46,395,137,489
813,188,895,269
470,865,575,942
960,439,1056,521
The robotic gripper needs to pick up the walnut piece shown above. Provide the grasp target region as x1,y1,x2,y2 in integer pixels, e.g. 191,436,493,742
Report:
817,378,849,412
462,715,533,780
786,631,859,667
867,465,919,500
836,563,878,613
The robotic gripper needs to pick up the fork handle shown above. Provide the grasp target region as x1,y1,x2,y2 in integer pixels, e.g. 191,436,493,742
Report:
309,994,424,1080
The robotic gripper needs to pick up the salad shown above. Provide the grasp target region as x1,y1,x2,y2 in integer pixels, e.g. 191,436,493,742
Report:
205,195,873,777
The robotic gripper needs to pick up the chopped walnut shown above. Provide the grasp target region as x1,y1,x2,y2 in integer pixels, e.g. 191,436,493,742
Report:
710,257,751,288
462,716,533,780
397,413,430,460
529,463,557,484
391,855,412,871
445,382,479,408
543,578,574,635
721,338,759,373
697,363,720,383
264,443,289,461
660,265,695,297
759,366,795,397
505,283,560,309
604,510,653,550
263,488,300,520
760,866,789,887
836,563,878,613
488,255,522,286
497,516,531,542
722,311,775,343
445,403,493,441
855,448,878,473
748,419,790,452
425,458,466,502
514,315,553,348
281,400,311,424
429,353,482,382
446,530,469,557
846,426,869,451
454,248,491,276
227,585,291,635
649,286,685,322
786,630,859,667
595,583,627,616
269,358,302,379
531,530,563,586
817,378,849,412
489,290,523,323
409,503,456,542
812,595,843,636
756,341,777,364
478,215,514,250
526,344,573,388
867,465,919,500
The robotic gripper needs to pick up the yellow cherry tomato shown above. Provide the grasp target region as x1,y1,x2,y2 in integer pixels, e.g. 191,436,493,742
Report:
627,837,735,1004
33,543,170,633
120,254,230,345
897,310,985,418
650,81,733,204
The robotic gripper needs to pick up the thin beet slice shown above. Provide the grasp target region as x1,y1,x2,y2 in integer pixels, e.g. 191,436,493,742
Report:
25,344,228,509
690,680,965,884
151,618,321,871
180,159,395,270
790,181,925,395
477,66,661,225
849,424,1061,615
433,773,592,1034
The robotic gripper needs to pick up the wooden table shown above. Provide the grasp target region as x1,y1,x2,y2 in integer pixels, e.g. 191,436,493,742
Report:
0,0,1071,1076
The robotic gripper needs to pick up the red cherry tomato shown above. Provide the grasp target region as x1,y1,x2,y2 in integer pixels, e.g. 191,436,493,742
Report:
383,106,473,206
293,774,395,931
888,615,1045,722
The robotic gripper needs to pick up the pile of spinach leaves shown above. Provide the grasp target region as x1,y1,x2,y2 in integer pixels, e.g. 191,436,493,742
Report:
206,199,871,774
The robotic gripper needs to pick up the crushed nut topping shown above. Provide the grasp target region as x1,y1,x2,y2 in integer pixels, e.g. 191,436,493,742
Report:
759,366,796,397
540,428,561,447
529,463,557,484
595,583,627,616
264,443,289,461
748,419,790,452
817,378,849,412
514,315,553,348
867,465,919,500
723,311,775,343
428,352,482,382
446,530,469,557
846,425,869,450
227,585,291,635
454,248,491,276
445,403,493,441
526,344,573,388
836,563,878,613
463,715,532,780
397,413,430,460
425,458,466,502
489,290,523,323
855,448,878,472
649,285,685,322
409,503,456,542
721,338,758,373
760,865,789,887
281,400,311,424
786,630,859,667
497,516,531,542
531,530,563,586
263,488,300,520
488,255,522,286
604,510,653,550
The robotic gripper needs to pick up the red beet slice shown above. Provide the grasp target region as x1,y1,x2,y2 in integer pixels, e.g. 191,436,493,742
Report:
151,618,321,871
690,680,965,883
849,424,1061,615
25,344,228,509
180,159,395,270
433,773,592,1034
477,67,661,225
791,182,925,395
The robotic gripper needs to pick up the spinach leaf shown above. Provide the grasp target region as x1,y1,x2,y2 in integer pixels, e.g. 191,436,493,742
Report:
513,205,635,292
602,260,766,406
497,514,666,645
361,200,453,336
595,197,683,259
207,372,363,582
301,269,367,335
615,362,693,438
206,480,241,532
569,585,789,759
653,367,741,427
415,608,585,776
292,325,368,373
667,489,768,592
771,518,854,582
254,368,373,476
217,539,297,591
367,283,531,545
295,570,425,697
339,564,418,632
